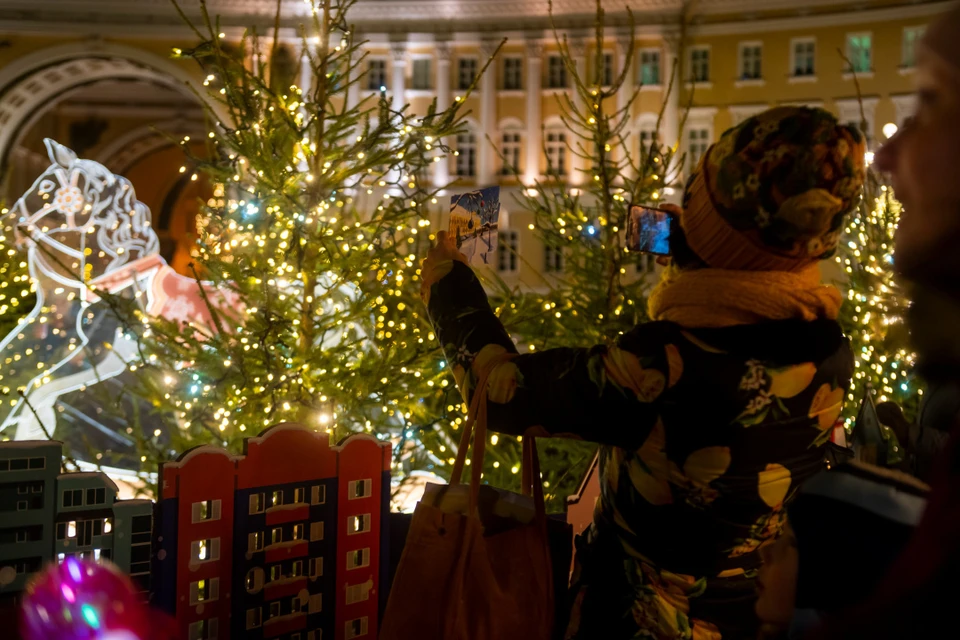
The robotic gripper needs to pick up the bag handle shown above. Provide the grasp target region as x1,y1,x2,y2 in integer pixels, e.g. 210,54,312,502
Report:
449,352,547,522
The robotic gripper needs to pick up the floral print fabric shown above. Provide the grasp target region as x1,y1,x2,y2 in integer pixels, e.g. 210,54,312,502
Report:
426,262,853,639
691,106,866,262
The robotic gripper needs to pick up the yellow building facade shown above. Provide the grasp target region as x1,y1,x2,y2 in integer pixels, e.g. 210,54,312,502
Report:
0,0,950,287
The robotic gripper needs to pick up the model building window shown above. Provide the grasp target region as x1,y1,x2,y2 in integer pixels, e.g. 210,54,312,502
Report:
311,485,326,505
345,617,369,639
349,514,371,535
348,479,372,500
246,608,262,629
192,499,221,523
310,521,325,541
191,538,219,562
346,583,372,604
188,618,217,640
249,492,264,514
291,560,303,577
292,595,307,612
347,548,370,570
269,601,281,619
190,578,219,604
271,489,284,507
63,488,83,507
292,487,305,503
310,557,324,578
271,527,283,545
245,568,263,592
86,488,106,505
249,531,263,552
292,524,304,540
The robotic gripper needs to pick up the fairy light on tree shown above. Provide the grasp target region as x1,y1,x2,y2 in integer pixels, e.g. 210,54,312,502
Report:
836,172,919,425
0,212,35,339
92,0,476,492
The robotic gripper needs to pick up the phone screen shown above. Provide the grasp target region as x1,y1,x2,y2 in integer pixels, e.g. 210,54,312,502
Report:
626,205,673,256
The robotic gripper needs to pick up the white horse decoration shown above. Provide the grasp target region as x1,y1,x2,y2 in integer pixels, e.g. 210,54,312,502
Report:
0,139,241,441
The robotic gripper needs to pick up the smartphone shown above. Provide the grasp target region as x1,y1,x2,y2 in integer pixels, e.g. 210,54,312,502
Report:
626,205,673,256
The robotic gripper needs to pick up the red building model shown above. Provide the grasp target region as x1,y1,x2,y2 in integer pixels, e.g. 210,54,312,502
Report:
153,423,391,640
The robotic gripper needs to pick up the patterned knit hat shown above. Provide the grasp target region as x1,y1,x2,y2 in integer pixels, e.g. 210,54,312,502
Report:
787,461,929,613
682,106,866,272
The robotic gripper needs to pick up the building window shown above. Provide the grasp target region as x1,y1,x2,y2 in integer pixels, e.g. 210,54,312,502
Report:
347,548,370,570
500,131,521,175
367,59,387,91
292,595,307,612
791,38,816,77
245,568,263,592
345,617,369,639
269,602,281,619
638,125,659,160
503,56,523,90
346,583,372,605
188,619,217,640
191,538,219,563
547,55,567,88
640,49,660,86
847,33,872,74
192,499,221,523
271,527,283,546
67,521,77,538
249,531,263,552
249,493,264,514
349,514,371,535
411,58,431,90
311,485,326,505
690,47,710,83
545,130,567,176
739,43,762,80
246,608,262,630
455,131,477,177
292,560,303,577
597,52,614,86
687,128,710,168
310,557,324,578
271,490,284,508
544,245,564,274
292,524,304,540
270,564,282,582
903,26,925,69
86,488,106,506
497,230,519,274
292,487,304,504
458,57,478,90
310,521,325,541
63,489,83,508
309,593,323,613
190,578,219,604
103,518,112,534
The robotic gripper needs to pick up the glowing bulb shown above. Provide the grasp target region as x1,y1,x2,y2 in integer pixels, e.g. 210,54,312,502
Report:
882,122,898,138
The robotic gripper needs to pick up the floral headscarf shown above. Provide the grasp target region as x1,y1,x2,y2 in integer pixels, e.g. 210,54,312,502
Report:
682,106,866,271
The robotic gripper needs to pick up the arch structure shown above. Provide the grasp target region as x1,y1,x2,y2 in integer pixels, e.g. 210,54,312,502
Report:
0,40,221,183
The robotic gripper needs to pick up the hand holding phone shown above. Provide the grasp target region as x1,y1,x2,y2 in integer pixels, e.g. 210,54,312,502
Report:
626,205,675,256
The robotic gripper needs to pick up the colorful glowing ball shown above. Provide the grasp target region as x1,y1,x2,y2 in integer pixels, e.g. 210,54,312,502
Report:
19,557,151,640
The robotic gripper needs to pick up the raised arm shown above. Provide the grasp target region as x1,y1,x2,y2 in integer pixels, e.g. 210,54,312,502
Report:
422,234,673,450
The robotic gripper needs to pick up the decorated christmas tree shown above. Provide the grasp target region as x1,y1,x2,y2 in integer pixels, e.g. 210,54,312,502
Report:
95,0,473,492
415,6,681,506
835,171,919,424
0,217,34,339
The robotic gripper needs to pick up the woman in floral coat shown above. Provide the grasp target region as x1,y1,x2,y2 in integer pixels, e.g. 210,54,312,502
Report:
420,107,863,639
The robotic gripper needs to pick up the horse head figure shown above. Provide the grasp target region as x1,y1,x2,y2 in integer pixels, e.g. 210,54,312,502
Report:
9,138,159,284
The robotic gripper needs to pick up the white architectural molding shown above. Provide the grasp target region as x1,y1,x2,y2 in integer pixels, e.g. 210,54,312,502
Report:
890,93,918,128
728,103,769,126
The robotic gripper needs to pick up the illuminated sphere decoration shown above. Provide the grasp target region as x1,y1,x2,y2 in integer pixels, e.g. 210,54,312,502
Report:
19,556,154,640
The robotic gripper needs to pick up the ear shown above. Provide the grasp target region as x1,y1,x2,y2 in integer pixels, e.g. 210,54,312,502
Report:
44,138,77,169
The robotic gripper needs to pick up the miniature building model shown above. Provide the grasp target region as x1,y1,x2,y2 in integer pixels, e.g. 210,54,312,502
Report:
154,423,391,640
0,440,153,599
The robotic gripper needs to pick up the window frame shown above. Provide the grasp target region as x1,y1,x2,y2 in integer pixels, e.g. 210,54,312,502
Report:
546,55,567,89
544,128,567,176
499,129,522,175
497,230,520,275
846,32,873,75
688,46,711,84
789,37,817,79
737,41,763,81
457,57,478,90
503,55,523,90
902,26,926,70
455,130,477,178
639,48,661,87
366,57,388,91
411,56,432,90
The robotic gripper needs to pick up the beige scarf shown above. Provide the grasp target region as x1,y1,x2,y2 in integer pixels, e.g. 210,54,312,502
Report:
647,265,841,328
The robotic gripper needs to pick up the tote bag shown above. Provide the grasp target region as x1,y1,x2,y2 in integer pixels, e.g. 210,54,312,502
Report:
380,355,556,640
